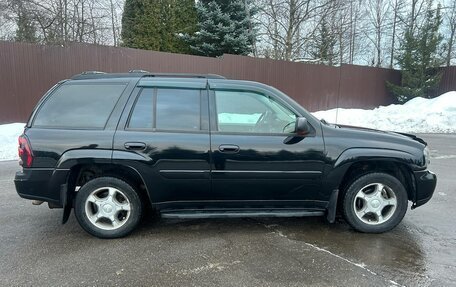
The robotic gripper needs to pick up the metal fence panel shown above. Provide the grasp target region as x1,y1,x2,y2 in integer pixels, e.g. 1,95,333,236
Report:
1,41,454,123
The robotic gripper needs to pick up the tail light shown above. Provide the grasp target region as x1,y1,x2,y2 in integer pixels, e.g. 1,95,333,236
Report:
18,135,33,167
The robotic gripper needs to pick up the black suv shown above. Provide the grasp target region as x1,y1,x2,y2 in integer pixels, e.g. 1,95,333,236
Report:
14,72,437,238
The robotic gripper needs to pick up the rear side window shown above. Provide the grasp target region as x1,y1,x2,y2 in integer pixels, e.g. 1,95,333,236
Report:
33,83,126,129
156,89,200,130
128,88,202,131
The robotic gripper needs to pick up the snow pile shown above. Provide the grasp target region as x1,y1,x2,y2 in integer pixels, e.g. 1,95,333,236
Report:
0,123,24,161
312,91,456,133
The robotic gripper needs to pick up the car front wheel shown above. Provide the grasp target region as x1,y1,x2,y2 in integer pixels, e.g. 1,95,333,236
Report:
74,177,142,238
342,172,408,233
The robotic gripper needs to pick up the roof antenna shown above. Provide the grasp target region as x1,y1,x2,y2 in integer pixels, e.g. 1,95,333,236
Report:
335,64,342,124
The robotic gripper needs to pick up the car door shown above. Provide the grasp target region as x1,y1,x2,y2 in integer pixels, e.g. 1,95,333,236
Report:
112,78,211,205
209,81,326,208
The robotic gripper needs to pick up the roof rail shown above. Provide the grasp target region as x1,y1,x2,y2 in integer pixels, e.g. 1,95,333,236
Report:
70,72,226,80
80,71,106,75
129,69,150,73
142,73,226,79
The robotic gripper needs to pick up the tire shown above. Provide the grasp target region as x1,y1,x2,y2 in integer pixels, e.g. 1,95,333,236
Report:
74,177,143,238
342,172,408,233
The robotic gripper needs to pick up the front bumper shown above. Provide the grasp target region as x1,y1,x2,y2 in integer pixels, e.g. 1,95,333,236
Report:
412,169,437,209
14,168,69,206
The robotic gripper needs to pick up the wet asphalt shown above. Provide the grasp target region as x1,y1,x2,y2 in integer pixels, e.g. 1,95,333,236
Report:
0,134,454,287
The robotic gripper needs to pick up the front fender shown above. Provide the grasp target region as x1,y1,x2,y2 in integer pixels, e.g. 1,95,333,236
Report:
334,148,423,170
323,148,419,195
322,147,422,223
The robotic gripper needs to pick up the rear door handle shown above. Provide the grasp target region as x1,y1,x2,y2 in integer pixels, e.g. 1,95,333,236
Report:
218,144,240,153
124,142,146,150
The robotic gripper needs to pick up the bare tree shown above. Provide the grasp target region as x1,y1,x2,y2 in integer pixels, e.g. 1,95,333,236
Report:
1,0,455,68
389,0,403,67
364,0,390,67
2,0,122,45
330,0,365,65
444,0,456,66
333,0,352,64
0,0,10,35
347,0,364,64
256,0,331,61
398,0,426,33
108,0,117,46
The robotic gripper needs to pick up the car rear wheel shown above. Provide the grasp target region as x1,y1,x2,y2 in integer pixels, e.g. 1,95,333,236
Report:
342,172,408,233
74,177,142,238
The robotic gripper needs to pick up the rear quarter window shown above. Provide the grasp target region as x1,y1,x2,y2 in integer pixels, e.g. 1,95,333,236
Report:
33,83,126,129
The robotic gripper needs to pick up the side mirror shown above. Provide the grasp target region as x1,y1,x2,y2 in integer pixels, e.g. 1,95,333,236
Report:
295,117,311,135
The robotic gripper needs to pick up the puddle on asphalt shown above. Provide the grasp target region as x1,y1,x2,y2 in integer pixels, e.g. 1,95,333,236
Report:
256,217,432,286
137,215,450,286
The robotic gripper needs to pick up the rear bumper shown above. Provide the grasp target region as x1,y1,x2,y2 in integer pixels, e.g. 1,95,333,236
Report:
412,170,437,209
14,168,69,206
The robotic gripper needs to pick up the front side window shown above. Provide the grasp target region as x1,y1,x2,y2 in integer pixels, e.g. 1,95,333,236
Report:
33,83,126,129
128,88,201,131
215,90,296,134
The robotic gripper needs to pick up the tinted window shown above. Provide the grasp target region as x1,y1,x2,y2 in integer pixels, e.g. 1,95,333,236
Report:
156,89,200,130
215,90,296,133
129,88,153,129
34,83,126,128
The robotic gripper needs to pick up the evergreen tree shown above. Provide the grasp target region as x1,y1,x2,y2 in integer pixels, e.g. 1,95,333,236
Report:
14,3,37,43
311,20,337,65
121,0,197,53
184,0,256,57
387,1,443,103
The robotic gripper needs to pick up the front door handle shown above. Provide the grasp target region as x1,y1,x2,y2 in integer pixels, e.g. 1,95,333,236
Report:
218,144,240,153
124,142,146,150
